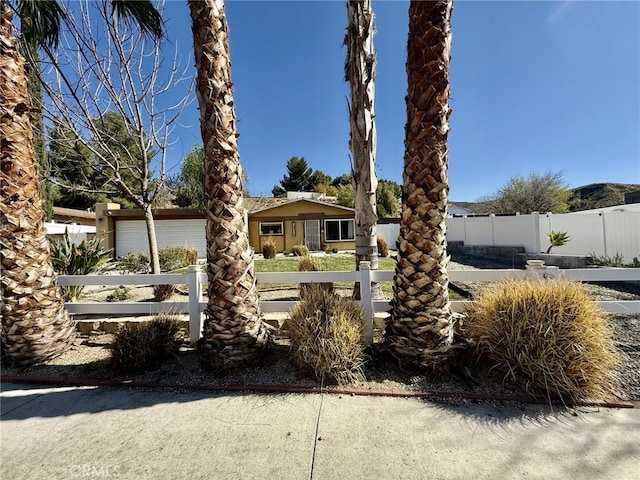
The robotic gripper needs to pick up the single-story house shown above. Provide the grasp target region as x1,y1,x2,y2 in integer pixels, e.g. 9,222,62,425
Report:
248,198,355,253
94,198,356,258
52,206,96,226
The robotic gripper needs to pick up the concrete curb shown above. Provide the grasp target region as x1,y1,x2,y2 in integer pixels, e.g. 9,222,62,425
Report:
2,375,637,409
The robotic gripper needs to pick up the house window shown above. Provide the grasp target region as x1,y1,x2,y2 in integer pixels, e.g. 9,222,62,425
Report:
324,219,354,241
259,222,283,236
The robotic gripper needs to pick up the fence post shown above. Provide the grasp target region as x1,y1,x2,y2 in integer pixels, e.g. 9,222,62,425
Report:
188,264,204,345
490,214,496,246
600,211,608,257
359,261,374,344
532,211,541,254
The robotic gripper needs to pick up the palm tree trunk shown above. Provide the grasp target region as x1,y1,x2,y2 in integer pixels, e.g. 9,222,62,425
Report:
345,0,382,300
1,4,76,366
387,0,455,369
188,0,270,369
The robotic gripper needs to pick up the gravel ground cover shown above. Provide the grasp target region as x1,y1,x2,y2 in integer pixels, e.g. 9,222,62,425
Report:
2,257,638,403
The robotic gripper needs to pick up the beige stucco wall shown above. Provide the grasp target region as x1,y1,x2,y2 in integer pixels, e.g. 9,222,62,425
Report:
95,203,120,251
249,201,355,253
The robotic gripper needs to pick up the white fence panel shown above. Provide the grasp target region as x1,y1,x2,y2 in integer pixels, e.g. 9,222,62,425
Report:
603,211,640,261
492,214,539,252
446,207,639,259
377,223,400,251
464,216,494,245
540,210,640,260
540,212,605,256
59,266,640,346
446,217,465,243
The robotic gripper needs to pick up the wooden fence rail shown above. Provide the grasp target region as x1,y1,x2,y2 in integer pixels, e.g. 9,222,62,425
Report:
58,264,640,345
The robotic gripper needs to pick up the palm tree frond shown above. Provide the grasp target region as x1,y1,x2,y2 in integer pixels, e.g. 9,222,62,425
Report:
110,0,163,39
17,0,67,49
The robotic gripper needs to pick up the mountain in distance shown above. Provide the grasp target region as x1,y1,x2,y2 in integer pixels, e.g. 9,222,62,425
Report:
567,183,640,211
452,182,640,215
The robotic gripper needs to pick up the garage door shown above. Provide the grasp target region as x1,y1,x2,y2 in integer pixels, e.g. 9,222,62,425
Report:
115,219,207,259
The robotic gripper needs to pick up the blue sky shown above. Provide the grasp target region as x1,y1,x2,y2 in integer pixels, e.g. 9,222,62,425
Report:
160,0,639,202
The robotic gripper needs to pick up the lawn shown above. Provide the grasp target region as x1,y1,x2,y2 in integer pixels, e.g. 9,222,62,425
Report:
255,255,396,295
254,254,397,273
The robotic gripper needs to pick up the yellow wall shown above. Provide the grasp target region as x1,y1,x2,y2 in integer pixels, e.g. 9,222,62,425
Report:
95,202,120,251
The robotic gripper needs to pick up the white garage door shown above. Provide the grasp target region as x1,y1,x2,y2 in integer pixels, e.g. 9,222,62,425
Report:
116,219,207,259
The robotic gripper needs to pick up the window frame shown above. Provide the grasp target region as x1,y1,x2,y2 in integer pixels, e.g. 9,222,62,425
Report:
324,219,355,242
259,221,284,236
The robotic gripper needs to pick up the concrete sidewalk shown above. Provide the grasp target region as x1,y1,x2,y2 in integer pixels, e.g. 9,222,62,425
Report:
1,382,639,480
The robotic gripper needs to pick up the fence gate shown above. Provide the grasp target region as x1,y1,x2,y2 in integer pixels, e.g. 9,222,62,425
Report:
304,220,321,251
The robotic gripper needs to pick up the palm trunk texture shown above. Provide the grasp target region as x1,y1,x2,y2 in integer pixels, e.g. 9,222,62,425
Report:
189,0,270,368
345,0,382,300
387,0,455,369
1,5,76,366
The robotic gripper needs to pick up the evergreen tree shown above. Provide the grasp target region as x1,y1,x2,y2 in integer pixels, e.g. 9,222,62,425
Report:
272,156,313,194
171,145,206,209
377,179,401,218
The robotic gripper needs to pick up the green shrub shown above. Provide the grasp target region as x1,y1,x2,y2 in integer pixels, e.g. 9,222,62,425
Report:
288,285,366,384
464,279,619,402
377,235,389,257
49,231,114,301
262,238,277,259
153,284,176,301
106,286,131,302
110,314,183,373
118,252,150,274
291,244,309,257
586,252,632,267
298,255,333,298
158,247,198,271
331,247,338,254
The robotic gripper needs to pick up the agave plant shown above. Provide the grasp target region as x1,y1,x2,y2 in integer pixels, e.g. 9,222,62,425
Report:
50,230,114,301
546,230,571,254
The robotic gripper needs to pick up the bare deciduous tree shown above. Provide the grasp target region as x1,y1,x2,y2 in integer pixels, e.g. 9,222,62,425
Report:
38,0,193,273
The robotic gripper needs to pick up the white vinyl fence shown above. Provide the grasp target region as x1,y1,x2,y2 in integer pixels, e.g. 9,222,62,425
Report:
58,263,640,346
446,205,640,261
45,222,96,244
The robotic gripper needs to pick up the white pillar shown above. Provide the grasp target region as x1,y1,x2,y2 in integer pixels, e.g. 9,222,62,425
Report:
359,261,374,344
188,264,204,345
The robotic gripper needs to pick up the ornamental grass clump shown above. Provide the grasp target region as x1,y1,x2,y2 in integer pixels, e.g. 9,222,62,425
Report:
262,238,277,259
464,279,619,402
298,255,333,298
291,244,309,256
110,313,183,373
377,235,389,257
288,285,366,385
153,283,176,301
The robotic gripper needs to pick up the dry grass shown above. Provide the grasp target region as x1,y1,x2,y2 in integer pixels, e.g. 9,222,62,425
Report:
377,235,389,257
464,279,620,402
288,285,366,385
261,238,277,259
110,313,183,373
153,284,176,301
